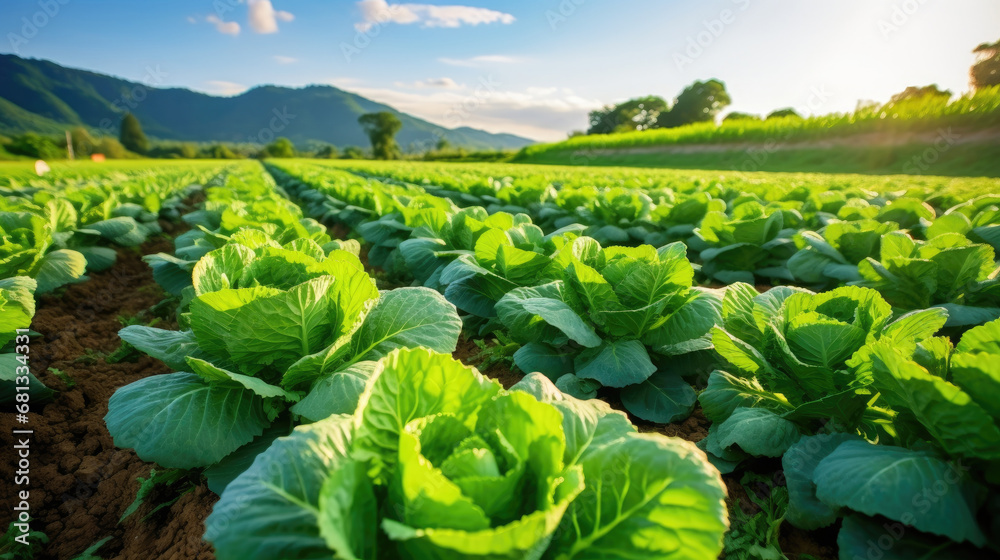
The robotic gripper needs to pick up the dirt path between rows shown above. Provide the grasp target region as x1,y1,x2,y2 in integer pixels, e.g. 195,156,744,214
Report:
0,238,216,560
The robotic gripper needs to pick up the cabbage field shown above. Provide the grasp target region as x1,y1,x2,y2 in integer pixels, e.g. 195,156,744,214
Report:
2,159,1000,560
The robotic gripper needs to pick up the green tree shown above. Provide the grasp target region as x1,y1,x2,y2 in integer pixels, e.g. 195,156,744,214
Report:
341,146,366,159
435,137,451,152
889,85,952,104
208,144,240,159
723,112,761,122
587,96,668,134
96,137,129,158
315,145,339,159
766,108,802,120
657,80,731,128
263,137,296,158
119,113,149,154
8,133,64,159
358,112,403,159
70,127,97,157
180,143,198,159
972,39,1000,90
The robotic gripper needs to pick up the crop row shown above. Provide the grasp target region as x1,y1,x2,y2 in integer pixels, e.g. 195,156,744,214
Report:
93,161,732,559
299,159,1000,328
1,161,228,401
262,159,1000,558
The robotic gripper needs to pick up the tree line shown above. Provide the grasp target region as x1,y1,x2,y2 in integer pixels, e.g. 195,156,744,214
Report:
578,38,1000,137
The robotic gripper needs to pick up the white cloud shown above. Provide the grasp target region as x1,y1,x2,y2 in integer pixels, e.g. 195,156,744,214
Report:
248,0,294,34
355,0,515,32
205,15,240,36
272,55,298,64
438,55,518,67
394,77,463,90
204,80,248,96
186,16,197,24
335,83,600,141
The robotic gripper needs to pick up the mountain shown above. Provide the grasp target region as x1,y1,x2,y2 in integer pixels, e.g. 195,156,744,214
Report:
0,54,535,150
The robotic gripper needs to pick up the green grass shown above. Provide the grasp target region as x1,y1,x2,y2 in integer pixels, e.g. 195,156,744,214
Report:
0,158,230,187
517,141,1000,178
515,86,1000,176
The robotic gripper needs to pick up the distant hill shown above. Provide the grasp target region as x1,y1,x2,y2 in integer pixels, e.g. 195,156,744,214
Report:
0,54,535,151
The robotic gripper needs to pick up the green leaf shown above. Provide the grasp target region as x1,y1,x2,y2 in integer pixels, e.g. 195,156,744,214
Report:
204,418,294,495
225,277,339,370
837,515,990,560
870,342,1000,461
347,287,462,364
956,318,1000,354
317,460,378,560
352,349,501,478
715,407,801,457
643,289,722,354
510,372,636,467
552,433,728,559
186,357,299,401
291,362,379,421
519,297,601,348
814,441,986,546
205,415,358,560
117,326,207,371
574,340,657,388
35,249,88,293
0,277,35,347
933,303,1000,328
782,434,861,530
882,308,949,344
512,342,575,380
698,370,791,422
192,244,256,295
620,371,696,423
555,374,601,400
189,286,281,364
105,373,271,469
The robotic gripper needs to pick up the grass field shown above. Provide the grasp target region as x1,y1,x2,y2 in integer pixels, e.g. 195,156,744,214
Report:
514,86,1000,176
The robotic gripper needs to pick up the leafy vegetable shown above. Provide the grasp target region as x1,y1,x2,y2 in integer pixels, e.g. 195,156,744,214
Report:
205,349,729,560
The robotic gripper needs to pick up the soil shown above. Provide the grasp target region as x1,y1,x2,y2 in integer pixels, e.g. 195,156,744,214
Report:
0,238,216,560
453,335,523,389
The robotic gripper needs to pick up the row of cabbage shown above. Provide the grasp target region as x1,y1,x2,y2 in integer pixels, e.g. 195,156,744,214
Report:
1,161,226,403
267,159,1000,559
104,161,732,560
326,160,1000,328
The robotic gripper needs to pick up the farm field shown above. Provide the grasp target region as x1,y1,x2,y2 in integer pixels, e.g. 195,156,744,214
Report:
2,158,1000,560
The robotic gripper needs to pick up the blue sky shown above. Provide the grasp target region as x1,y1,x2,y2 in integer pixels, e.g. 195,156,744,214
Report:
2,0,998,141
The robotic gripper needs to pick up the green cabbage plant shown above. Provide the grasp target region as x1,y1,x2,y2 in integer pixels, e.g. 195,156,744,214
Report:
498,239,720,423
205,348,729,560
105,233,461,490
699,284,947,470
